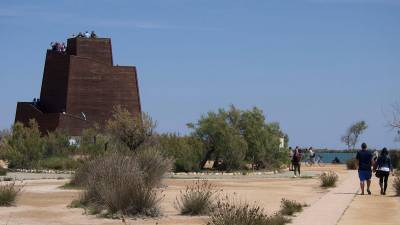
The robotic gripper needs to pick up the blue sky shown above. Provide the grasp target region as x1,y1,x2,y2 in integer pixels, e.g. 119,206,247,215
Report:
0,0,399,149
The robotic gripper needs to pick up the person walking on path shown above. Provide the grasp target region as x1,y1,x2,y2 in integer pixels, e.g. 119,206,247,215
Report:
356,142,374,195
289,147,294,171
375,148,394,195
292,146,302,177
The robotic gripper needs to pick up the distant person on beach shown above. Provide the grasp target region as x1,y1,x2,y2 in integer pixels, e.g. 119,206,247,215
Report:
332,157,341,164
292,146,302,177
356,142,373,195
375,148,394,195
85,31,90,38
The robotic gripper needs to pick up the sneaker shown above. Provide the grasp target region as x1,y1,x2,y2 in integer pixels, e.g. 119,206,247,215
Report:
383,191,386,195
293,175,297,178
367,189,371,195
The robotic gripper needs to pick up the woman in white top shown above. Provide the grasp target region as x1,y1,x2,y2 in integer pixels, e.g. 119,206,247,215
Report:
376,148,394,195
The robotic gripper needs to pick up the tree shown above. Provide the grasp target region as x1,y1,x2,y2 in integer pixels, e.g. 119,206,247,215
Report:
188,105,288,170
187,107,248,171
105,105,156,152
387,103,400,141
159,134,205,172
341,121,368,150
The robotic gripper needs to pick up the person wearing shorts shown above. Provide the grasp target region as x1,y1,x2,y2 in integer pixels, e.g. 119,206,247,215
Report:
356,143,373,195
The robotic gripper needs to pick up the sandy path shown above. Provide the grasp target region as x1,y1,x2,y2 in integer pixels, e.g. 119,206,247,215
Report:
290,170,359,225
0,165,347,225
337,175,400,225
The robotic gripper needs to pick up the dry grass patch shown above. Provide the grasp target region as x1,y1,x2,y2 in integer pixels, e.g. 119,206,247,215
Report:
72,149,171,218
279,199,307,216
320,171,338,188
0,181,23,206
175,179,220,215
207,195,291,225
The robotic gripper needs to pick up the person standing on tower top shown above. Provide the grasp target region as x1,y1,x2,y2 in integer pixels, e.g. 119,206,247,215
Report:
84,31,90,38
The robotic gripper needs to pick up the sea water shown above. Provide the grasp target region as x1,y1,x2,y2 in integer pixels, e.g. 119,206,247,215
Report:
306,152,357,164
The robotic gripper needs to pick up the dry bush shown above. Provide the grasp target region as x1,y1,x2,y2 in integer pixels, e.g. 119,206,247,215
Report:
279,199,307,216
76,149,171,217
320,171,339,188
0,181,23,206
393,174,400,196
207,195,290,225
175,179,219,215
346,158,357,170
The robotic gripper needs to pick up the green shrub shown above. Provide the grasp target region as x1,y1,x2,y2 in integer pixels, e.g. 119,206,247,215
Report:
389,151,400,170
207,195,290,225
320,171,339,188
0,181,23,206
393,175,400,196
159,134,204,172
175,180,219,215
0,167,7,176
75,149,171,217
346,158,357,170
279,199,306,216
38,156,80,170
1,121,46,169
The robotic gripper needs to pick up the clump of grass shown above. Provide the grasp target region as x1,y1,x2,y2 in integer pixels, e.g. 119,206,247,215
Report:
346,158,357,170
0,167,7,176
68,199,85,208
393,174,400,196
267,214,291,225
320,171,339,188
279,199,307,216
72,149,171,218
207,195,291,225
0,181,23,206
174,179,219,215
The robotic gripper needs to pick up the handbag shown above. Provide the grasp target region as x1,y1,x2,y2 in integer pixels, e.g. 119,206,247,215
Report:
375,169,382,178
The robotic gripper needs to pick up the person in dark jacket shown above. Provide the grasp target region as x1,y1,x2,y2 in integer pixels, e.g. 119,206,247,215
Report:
292,147,302,177
376,148,394,195
356,143,373,195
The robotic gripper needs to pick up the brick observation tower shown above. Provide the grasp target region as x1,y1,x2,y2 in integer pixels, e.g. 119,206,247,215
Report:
15,36,141,135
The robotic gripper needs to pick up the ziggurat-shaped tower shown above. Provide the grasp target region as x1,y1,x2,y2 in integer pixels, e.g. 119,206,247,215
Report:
15,37,141,135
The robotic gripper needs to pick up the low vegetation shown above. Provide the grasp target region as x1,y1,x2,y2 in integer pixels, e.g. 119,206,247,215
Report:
320,171,339,188
207,195,291,225
346,158,357,170
38,156,80,170
0,181,23,206
0,121,79,170
75,150,170,217
0,105,290,175
393,174,400,196
389,151,400,170
0,167,7,176
279,199,307,216
175,179,219,215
